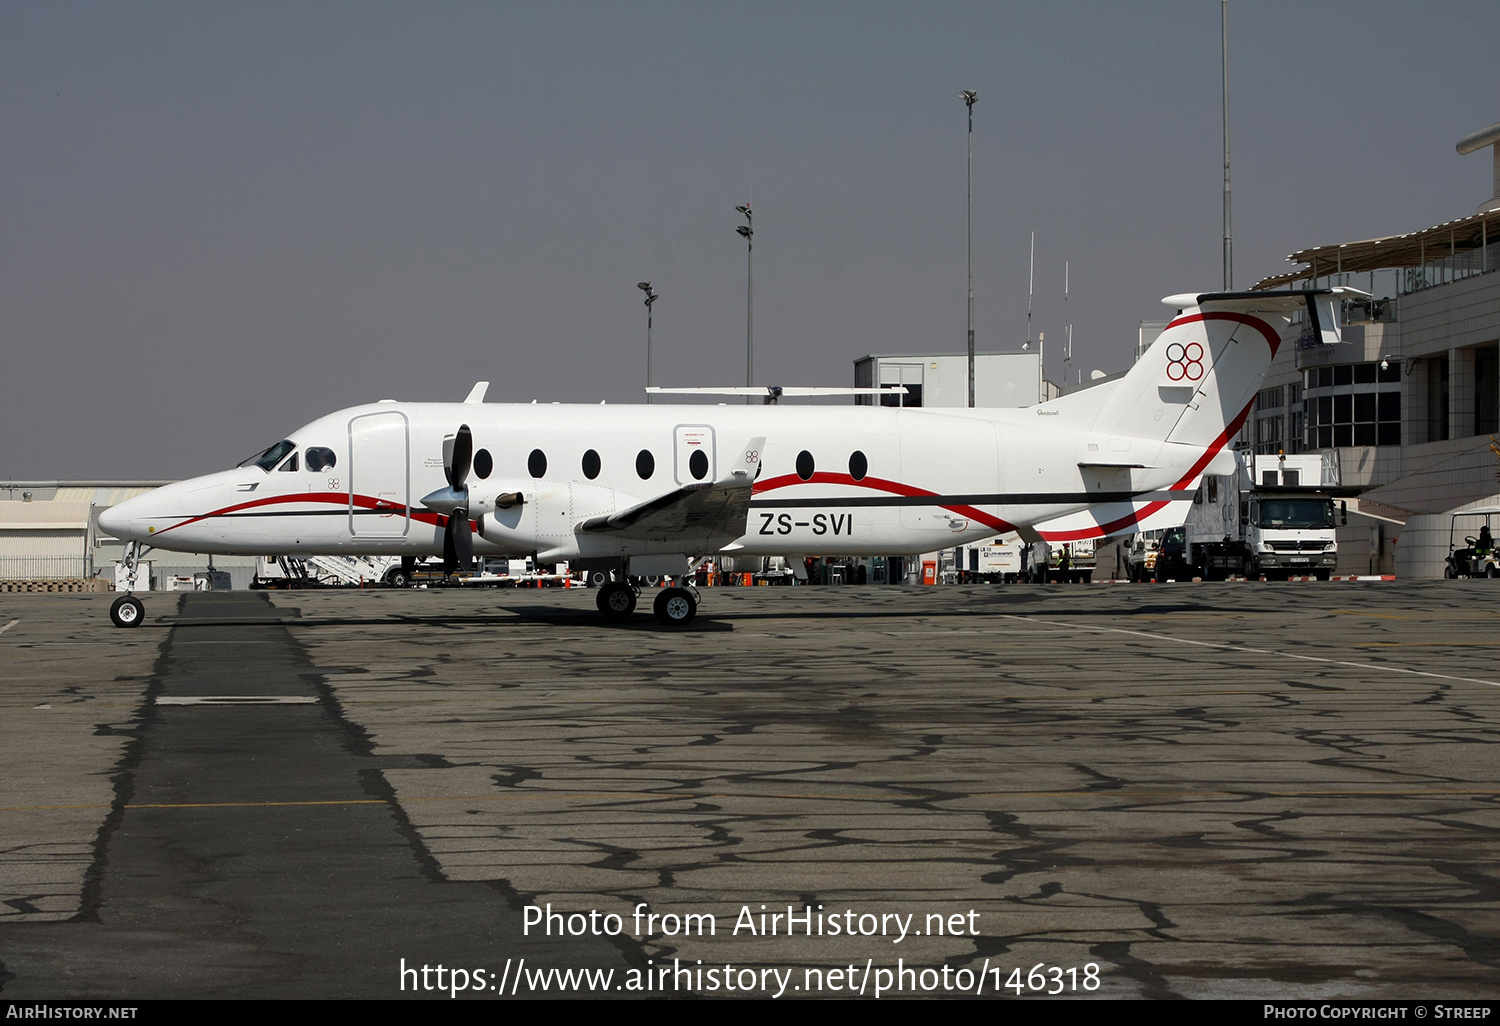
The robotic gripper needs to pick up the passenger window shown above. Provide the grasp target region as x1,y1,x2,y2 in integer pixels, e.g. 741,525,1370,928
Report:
528,449,547,478
848,451,868,481
636,449,655,480
582,449,601,480
796,450,815,481
473,448,493,479
689,449,709,480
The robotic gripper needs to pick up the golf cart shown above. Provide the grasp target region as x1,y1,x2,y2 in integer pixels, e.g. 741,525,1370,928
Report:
1444,506,1500,579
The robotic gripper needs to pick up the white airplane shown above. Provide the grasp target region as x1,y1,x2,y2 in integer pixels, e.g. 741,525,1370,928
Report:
97,288,1359,628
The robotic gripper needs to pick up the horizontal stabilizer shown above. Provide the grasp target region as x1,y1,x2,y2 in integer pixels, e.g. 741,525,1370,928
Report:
1164,287,1371,345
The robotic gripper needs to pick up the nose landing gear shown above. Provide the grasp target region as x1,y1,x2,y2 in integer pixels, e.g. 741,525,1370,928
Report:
109,540,150,628
110,594,145,628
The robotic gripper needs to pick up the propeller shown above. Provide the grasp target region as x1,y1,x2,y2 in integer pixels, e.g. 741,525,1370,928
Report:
421,424,474,575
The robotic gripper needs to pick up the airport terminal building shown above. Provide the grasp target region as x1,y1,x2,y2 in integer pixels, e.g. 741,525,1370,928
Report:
1240,121,1500,578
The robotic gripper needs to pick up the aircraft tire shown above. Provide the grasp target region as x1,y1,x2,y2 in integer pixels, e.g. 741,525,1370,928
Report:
653,587,697,627
110,595,145,629
597,582,637,621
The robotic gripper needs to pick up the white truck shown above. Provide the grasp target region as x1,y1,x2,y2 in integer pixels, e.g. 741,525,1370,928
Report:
1183,451,1341,580
968,536,1095,583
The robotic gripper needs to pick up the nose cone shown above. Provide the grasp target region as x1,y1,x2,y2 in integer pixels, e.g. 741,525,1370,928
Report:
98,499,140,541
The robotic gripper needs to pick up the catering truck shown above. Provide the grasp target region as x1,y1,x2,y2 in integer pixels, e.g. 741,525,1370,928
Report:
1183,451,1340,580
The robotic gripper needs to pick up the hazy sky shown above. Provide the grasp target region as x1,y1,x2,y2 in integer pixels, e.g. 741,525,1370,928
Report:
3,1,1497,479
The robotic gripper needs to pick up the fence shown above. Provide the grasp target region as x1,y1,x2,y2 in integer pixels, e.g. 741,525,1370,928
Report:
0,555,91,580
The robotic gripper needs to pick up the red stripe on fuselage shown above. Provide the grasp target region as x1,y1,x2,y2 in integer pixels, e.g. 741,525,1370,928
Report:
1038,394,1258,542
150,491,449,537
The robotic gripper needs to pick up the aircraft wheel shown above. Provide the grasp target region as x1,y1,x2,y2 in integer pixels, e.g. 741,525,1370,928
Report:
597,582,637,621
653,586,697,627
386,568,411,589
110,595,145,629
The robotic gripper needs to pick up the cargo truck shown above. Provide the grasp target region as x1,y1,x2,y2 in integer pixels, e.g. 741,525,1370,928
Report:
1184,451,1340,581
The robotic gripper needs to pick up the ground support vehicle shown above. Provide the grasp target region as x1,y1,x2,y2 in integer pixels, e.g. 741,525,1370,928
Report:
1184,452,1340,581
1443,507,1500,579
1045,538,1096,583
1126,527,1190,582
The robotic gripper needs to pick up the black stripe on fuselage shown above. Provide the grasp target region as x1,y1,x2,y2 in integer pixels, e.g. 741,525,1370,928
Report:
748,491,1156,508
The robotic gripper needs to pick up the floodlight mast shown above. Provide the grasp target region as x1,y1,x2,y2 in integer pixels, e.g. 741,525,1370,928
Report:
962,89,978,408
638,282,658,404
1222,0,1233,290
736,205,754,405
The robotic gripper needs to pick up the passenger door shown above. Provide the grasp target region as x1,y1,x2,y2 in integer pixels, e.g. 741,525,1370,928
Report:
348,411,410,538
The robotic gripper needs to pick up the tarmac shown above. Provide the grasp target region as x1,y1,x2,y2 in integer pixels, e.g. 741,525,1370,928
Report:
1,580,1498,1000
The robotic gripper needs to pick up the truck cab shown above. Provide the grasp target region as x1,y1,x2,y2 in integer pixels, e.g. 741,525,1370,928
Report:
1242,493,1339,580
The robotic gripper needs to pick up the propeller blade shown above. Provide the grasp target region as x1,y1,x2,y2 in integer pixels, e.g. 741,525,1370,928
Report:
442,520,457,575
443,508,473,574
445,424,473,488
453,509,474,566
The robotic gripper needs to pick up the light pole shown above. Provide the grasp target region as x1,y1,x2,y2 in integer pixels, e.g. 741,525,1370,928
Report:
638,281,658,403
961,90,977,408
736,205,753,404
1222,0,1232,290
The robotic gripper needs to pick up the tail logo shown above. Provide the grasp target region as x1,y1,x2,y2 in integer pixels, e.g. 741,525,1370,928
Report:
1165,342,1204,382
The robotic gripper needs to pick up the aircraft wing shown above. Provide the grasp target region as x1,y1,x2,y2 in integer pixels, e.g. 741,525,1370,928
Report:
578,437,765,548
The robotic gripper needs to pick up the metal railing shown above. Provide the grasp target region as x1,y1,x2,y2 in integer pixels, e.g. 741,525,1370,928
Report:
0,555,90,579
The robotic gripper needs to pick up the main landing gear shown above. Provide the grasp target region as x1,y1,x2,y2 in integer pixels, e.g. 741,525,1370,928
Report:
597,581,638,621
652,586,697,626
595,578,699,627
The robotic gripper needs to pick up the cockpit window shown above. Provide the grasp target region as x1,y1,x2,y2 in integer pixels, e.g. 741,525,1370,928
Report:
305,447,337,472
279,452,299,472
241,440,297,473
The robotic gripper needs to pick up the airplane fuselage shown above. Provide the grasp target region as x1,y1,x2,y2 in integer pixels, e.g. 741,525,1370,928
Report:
100,399,1199,562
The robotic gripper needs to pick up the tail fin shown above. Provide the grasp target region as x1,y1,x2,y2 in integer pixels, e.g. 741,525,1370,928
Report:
1088,288,1367,451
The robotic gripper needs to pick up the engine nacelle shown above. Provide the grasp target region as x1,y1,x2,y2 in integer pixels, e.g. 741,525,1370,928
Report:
476,480,628,556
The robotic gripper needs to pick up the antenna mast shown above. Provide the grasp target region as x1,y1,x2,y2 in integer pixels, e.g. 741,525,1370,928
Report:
1064,260,1072,385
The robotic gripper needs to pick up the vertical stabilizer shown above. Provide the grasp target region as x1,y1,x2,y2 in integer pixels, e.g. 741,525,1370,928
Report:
1090,288,1366,454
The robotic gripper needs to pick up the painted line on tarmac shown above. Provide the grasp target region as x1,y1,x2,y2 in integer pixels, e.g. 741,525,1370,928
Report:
1356,641,1500,646
155,695,319,705
0,619,19,634
6,787,1499,815
1005,614,1500,689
